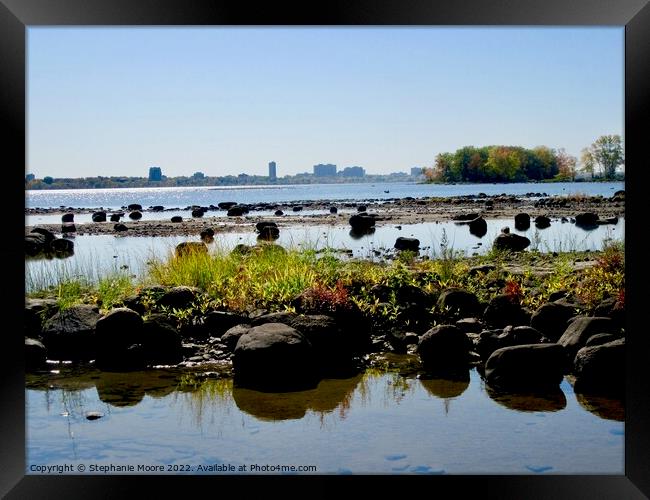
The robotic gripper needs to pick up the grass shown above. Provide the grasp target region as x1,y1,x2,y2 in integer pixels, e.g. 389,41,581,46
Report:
25,233,625,330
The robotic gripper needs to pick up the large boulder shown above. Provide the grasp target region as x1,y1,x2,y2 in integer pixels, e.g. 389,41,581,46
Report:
24,297,58,337
493,233,530,252
158,286,200,310
175,241,208,258
534,215,551,229
436,288,481,318
50,238,74,255
573,338,625,396
416,325,472,373
233,323,318,391
41,304,101,360
221,324,252,351
514,213,530,231
251,311,297,327
25,233,47,256
127,204,142,211
94,308,145,370
394,237,420,251
141,315,183,365
468,217,487,237
483,294,528,328
530,302,577,341
227,206,247,216
557,316,617,359
574,212,599,229
171,216,183,223
349,213,375,231
289,314,354,376
218,202,238,210
128,211,143,220
25,338,47,371
203,311,249,337
484,344,567,391
61,213,75,223
92,211,107,222
476,326,545,360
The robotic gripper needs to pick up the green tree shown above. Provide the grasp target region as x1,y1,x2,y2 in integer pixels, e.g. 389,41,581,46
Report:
580,147,595,179
43,176,54,184
589,135,624,180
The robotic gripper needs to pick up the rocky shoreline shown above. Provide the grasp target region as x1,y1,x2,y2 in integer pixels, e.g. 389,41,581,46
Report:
25,192,624,237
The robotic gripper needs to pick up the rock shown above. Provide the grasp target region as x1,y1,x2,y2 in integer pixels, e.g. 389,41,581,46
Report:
349,213,375,231
61,213,74,223
50,238,74,255
171,216,183,223
152,205,164,212
292,206,303,212
394,237,420,251
24,297,58,336
221,324,252,351
534,215,551,229
484,344,566,390
191,209,204,218
468,217,487,237
530,302,577,341
231,243,254,255
158,286,200,309
227,206,246,216
127,204,142,211
329,207,338,214
61,223,76,234
41,304,101,360
114,223,128,232
483,294,528,328
357,205,367,212
476,326,545,359
110,213,122,222
437,288,481,317
255,221,278,232
25,233,47,256
455,317,483,333
25,338,47,371
142,316,183,364
453,213,479,221
417,325,472,373
493,233,530,252
85,411,104,420
514,213,530,231
597,216,618,225
585,333,618,347
468,264,496,276
558,316,617,359
218,202,237,210
95,308,145,370
274,210,284,216
593,297,624,327
92,211,107,222
175,241,208,258
256,222,280,240
233,323,318,391
251,311,297,326
203,311,249,336
31,227,56,244
128,211,142,220
200,228,215,241
573,339,625,396
575,212,599,229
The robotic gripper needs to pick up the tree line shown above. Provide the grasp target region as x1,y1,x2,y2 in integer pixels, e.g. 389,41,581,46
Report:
423,135,623,183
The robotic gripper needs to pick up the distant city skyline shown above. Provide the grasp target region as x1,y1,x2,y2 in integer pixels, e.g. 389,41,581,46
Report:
27,27,623,179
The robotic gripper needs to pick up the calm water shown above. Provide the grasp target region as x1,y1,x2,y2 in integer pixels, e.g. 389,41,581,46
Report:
25,367,624,475
26,181,624,210
25,218,624,291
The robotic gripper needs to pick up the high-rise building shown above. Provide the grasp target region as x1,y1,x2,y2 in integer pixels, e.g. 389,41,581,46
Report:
313,164,337,177
149,166,162,181
341,166,365,177
269,161,277,180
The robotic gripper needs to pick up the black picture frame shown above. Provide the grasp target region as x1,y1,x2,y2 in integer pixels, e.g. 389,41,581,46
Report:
2,1,649,497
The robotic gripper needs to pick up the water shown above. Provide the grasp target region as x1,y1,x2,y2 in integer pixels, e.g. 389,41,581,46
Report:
25,367,624,475
26,181,624,210
25,218,624,291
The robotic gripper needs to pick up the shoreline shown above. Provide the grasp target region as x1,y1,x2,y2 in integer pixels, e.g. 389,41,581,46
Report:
25,193,624,237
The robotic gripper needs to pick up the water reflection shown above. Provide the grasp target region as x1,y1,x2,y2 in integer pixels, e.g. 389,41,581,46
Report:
420,374,470,399
485,384,567,412
575,392,624,422
232,376,362,421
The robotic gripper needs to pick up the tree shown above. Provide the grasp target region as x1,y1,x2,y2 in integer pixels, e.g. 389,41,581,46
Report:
589,135,624,180
580,148,595,179
556,148,578,181
43,176,54,184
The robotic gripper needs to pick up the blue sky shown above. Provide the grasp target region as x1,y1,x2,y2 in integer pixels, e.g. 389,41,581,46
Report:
27,27,623,178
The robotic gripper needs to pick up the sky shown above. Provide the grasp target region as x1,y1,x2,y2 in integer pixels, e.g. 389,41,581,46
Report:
27,27,624,178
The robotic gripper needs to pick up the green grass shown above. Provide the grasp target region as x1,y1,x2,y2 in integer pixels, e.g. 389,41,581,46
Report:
26,237,625,326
